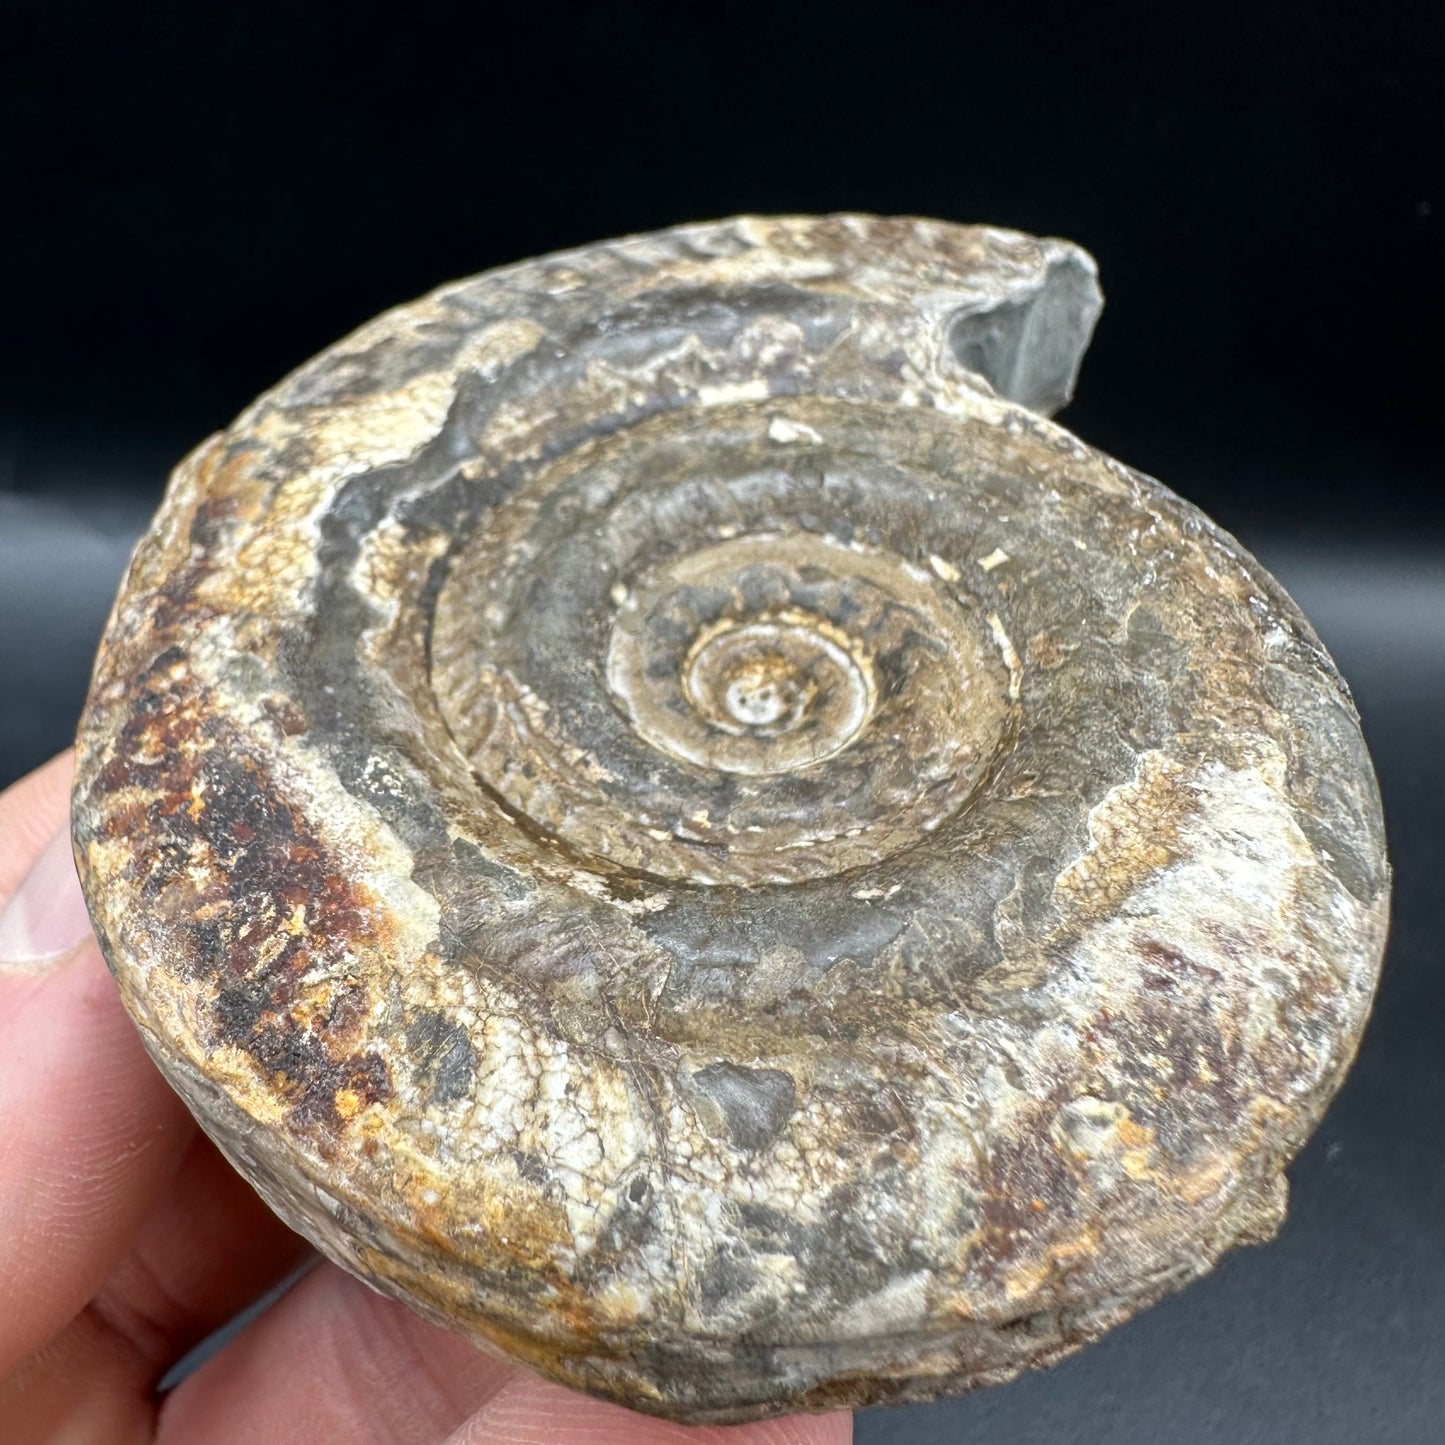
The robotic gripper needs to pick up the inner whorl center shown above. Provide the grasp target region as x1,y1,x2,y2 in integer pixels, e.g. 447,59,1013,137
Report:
721,660,806,731
658,612,876,774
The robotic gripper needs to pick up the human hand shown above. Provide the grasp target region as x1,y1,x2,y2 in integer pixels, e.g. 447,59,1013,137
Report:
0,752,853,1444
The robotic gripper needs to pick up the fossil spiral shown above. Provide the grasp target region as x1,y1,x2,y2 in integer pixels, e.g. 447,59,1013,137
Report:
72,216,1389,1422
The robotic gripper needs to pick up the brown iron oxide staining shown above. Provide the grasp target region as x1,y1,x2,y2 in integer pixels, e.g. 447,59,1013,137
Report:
90,651,394,1152
1053,753,1199,921
72,216,1389,1423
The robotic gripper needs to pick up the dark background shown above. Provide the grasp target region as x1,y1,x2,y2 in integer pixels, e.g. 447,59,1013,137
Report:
1,3,1439,1441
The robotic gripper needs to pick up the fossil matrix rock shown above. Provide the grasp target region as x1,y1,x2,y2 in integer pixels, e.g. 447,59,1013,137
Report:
72,216,1389,1423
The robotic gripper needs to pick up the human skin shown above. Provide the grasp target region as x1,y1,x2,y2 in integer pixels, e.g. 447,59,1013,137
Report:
0,750,852,1445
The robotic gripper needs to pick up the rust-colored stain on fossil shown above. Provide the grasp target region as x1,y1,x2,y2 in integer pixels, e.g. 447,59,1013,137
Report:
73,216,1389,1423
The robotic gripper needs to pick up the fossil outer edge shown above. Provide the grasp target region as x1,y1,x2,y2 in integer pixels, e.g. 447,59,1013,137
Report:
72,216,1389,1423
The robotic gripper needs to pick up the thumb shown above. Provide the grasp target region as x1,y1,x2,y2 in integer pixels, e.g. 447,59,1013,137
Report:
0,750,79,913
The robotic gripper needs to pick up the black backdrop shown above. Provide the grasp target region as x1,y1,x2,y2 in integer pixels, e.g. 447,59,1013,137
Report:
0,3,1440,1442
3,0,1439,538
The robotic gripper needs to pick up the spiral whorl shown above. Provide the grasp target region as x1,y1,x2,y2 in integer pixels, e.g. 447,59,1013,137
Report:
72,217,1388,1424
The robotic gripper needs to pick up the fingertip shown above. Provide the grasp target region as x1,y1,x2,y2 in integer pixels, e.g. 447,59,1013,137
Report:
0,824,96,970
0,749,77,911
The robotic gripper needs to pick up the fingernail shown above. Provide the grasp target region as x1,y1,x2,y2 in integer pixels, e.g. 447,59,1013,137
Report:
0,827,95,968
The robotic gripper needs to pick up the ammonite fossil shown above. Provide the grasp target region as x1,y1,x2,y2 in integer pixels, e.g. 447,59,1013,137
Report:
72,216,1389,1423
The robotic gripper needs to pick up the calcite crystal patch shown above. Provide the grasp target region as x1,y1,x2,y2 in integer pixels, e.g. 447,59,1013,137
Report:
72,216,1389,1423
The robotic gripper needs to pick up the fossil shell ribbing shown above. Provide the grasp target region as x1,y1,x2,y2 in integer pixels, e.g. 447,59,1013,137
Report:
72,216,1389,1423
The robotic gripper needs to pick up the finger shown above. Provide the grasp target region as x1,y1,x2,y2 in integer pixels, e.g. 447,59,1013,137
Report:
0,753,199,1377
0,749,75,906
3,1306,155,1445
159,1258,851,1445
1,1131,313,1443
0,932,195,1376
157,1265,516,1444
89,1130,313,1371
446,1373,854,1445
0,750,88,978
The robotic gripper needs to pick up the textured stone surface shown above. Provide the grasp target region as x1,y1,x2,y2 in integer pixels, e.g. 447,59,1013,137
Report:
71,216,1389,1423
